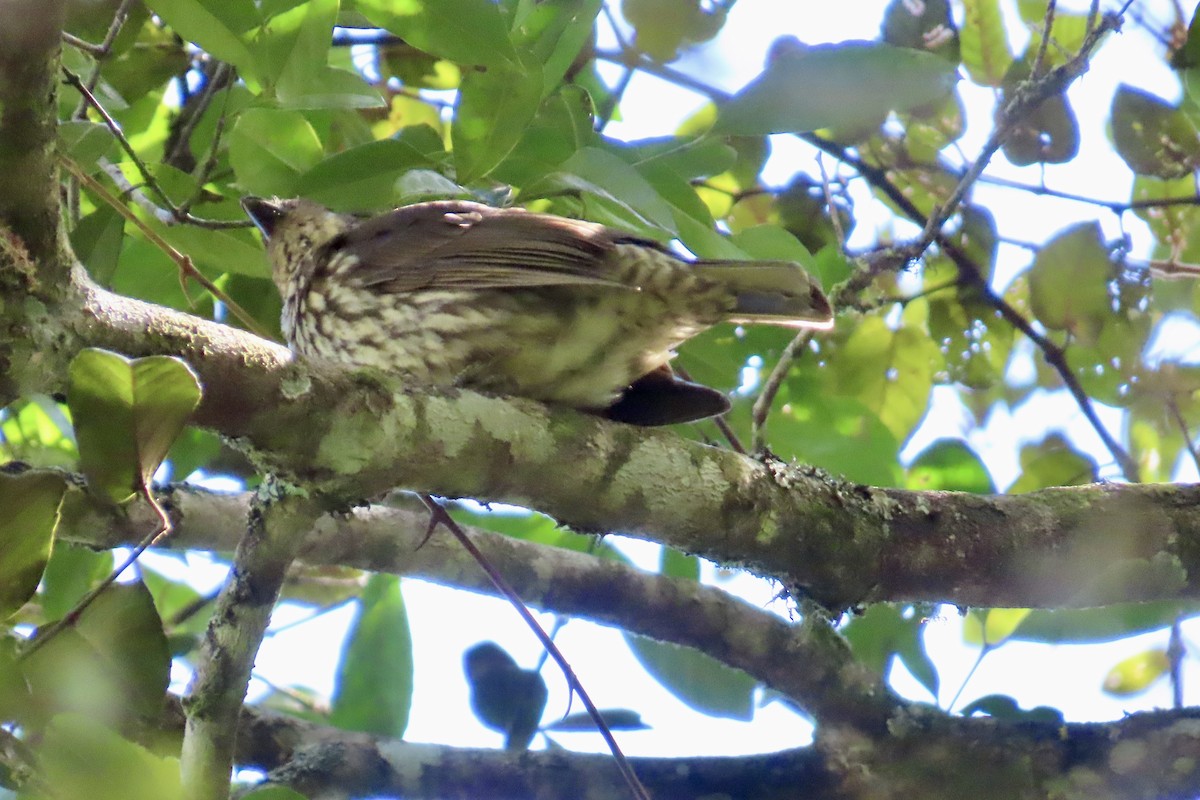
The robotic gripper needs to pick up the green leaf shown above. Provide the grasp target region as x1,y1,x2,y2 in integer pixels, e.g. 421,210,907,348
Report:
624,633,755,720
228,108,324,197
1008,433,1097,493
1026,221,1112,340
35,714,182,800
157,223,268,279
660,547,700,581
330,574,413,737
530,146,677,233
514,0,602,93
768,386,904,486
297,136,447,210
148,0,261,85
882,0,959,62
59,120,116,165
906,439,995,493
621,0,729,62
23,582,170,729
452,57,545,182
39,544,113,621
1111,85,1200,179
962,608,1030,646
1102,649,1170,696
832,315,940,443
0,398,78,469
959,0,1011,86
842,604,939,699
265,0,383,109
0,472,66,620
730,224,815,271
545,708,649,731
716,42,958,135
356,0,519,69
1000,58,1079,165
72,206,126,284
960,693,1064,723
1007,601,1200,644
68,349,202,503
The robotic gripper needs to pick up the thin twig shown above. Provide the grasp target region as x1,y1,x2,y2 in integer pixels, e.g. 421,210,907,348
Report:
673,365,746,454
1167,397,1200,475
63,66,249,230
419,493,651,800
751,331,814,453
60,156,273,339
69,0,137,120
20,483,172,660
1168,616,1184,710
1031,0,1058,78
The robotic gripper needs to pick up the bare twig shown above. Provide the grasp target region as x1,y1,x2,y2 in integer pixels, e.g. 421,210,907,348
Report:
63,66,250,230
419,493,651,800
1031,0,1058,78
751,331,815,453
20,483,172,660
60,156,272,339
1167,397,1200,475
67,0,137,120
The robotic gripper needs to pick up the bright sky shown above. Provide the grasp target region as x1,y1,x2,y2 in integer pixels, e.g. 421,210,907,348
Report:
164,0,1200,765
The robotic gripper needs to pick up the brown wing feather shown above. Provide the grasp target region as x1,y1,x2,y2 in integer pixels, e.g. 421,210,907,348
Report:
331,200,657,293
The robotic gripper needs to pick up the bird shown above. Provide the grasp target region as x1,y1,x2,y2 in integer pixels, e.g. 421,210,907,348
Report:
242,196,834,426
462,641,547,751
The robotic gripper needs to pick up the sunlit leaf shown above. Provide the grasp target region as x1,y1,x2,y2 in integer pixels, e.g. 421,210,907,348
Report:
1102,648,1170,696
68,349,202,503
959,0,1011,86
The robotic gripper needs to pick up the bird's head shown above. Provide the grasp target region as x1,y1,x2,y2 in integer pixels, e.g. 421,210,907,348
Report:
241,197,356,288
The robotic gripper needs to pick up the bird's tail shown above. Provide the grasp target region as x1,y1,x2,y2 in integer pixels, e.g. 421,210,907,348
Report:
692,260,835,329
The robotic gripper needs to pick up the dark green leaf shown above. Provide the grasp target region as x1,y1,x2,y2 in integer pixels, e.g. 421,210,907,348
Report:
39,544,113,621
331,574,413,737
71,206,126,284
716,42,958,135
356,0,519,69
0,472,66,620
624,633,755,720
297,136,447,210
960,693,1064,723
545,708,649,731
1008,434,1097,493
1111,85,1200,179
60,120,116,165
1010,601,1200,644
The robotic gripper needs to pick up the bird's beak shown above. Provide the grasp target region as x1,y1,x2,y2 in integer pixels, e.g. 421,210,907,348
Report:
242,197,284,240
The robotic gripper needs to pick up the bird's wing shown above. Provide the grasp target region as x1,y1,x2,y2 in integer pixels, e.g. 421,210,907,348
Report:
333,200,656,292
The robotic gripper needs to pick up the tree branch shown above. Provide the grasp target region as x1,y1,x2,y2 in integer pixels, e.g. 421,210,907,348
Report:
180,479,324,800
0,275,1160,611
